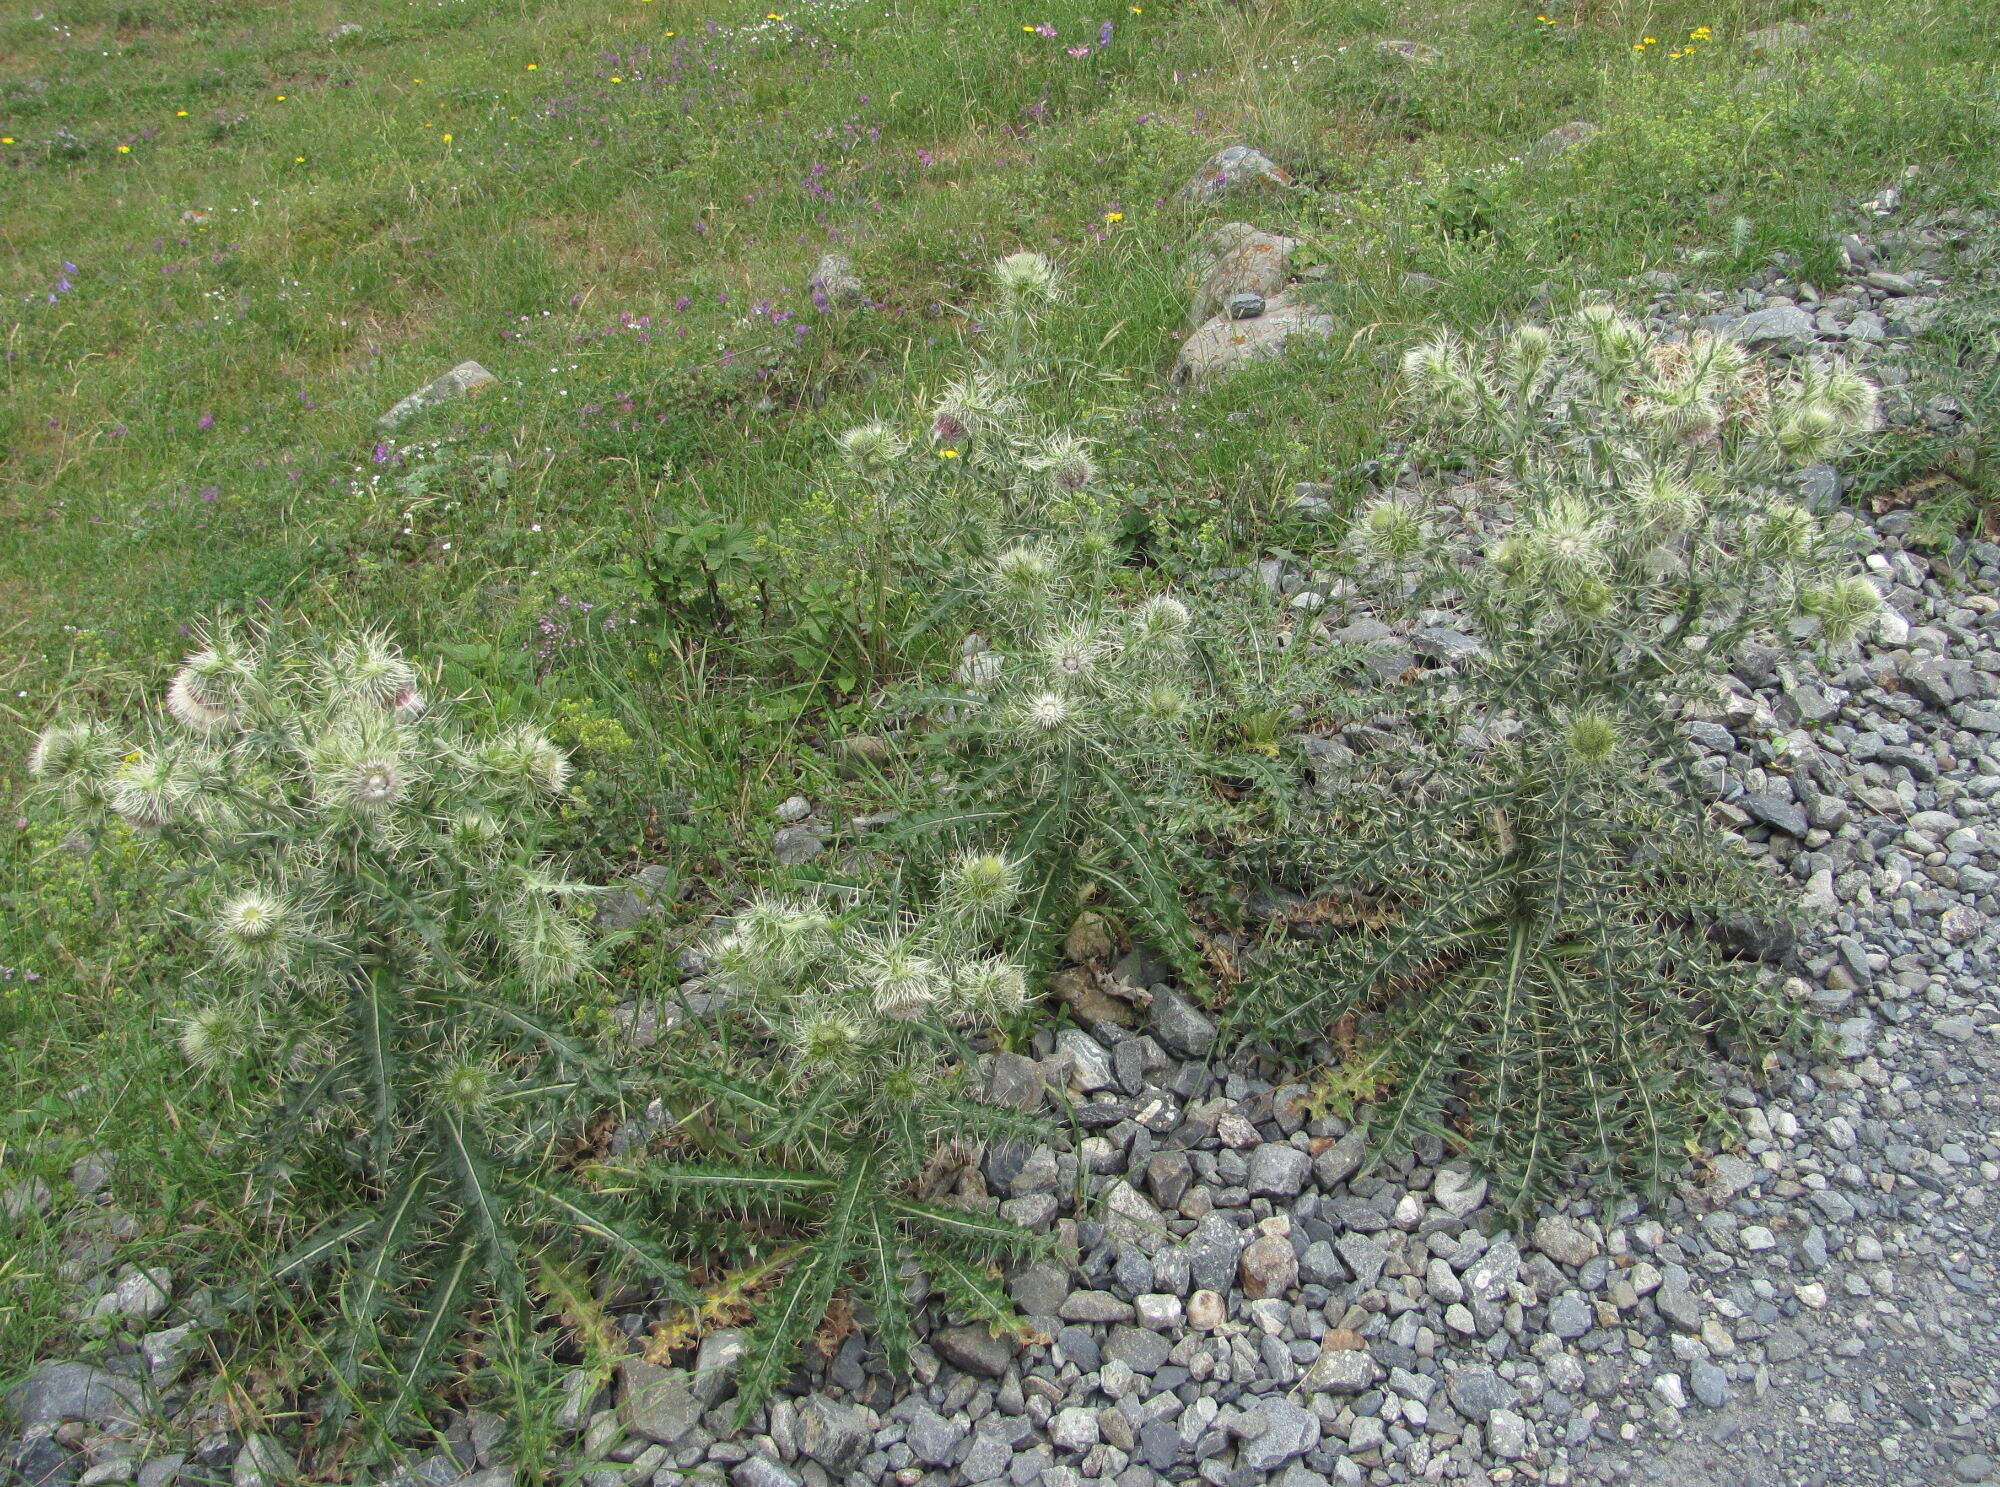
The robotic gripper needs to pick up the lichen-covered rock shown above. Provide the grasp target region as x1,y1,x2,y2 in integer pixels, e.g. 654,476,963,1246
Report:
1188,223,1297,327
1176,145,1289,202
377,361,499,430
1173,294,1334,385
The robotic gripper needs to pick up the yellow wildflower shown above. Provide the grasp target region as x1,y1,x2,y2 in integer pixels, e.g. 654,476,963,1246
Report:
117,144,131,153
1104,210,1124,223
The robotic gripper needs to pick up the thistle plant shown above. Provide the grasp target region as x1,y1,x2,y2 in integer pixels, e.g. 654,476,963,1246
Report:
27,623,684,1446
633,868,1045,1423
1241,307,1883,1207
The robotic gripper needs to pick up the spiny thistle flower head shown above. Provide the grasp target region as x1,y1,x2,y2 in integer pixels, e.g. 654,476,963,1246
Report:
1132,595,1192,649
433,1056,499,1117
448,810,506,857
1023,430,1097,494
165,635,258,732
211,888,294,968
703,930,768,995
27,718,119,805
1138,682,1193,727
1500,323,1554,381
1575,303,1647,379
1350,496,1428,566
1041,623,1108,682
856,937,943,1021
179,1000,253,1076
1517,496,1611,603
950,955,1031,1022
1645,393,1723,447
476,726,571,798
1558,707,1622,769
109,748,198,830
1800,573,1883,645
1818,363,1879,432
1631,468,1705,539
1753,501,1818,563
792,1009,873,1075
735,895,833,975
1770,399,1845,465
310,726,412,815
1400,334,1467,398
1013,688,1078,744
943,851,1022,922
504,892,590,989
324,632,421,713
991,540,1062,603
835,420,909,476
930,371,1018,443
991,250,1063,308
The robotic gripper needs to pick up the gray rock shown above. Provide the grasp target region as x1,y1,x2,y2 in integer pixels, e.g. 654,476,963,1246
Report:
692,1329,747,1409
730,1458,797,1487
1527,120,1600,163
1689,1359,1730,1409
3,1177,52,1223
1173,294,1335,385
378,361,499,431
1177,145,1289,202
1335,1232,1387,1289
1105,1324,1172,1374
1314,1128,1368,1189
808,253,865,309
1487,1408,1530,1460
1532,1215,1600,1269
1303,1346,1377,1393
615,1358,699,1446
1245,1143,1312,1198
1008,1262,1070,1318
1731,304,1818,350
770,824,824,866
1238,1232,1298,1299
231,1435,294,1487
1186,1212,1246,1291
4,1363,145,1430
1446,1366,1514,1420
139,1324,197,1385
794,1396,871,1473
1226,292,1266,320
933,1324,1015,1379
1147,986,1216,1059
1739,792,1810,838
904,1403,967,1468
1547,1289,1592,1340
1237,1399,1319,1472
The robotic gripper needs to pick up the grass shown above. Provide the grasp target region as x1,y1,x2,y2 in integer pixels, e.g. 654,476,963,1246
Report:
2,0,1997,1446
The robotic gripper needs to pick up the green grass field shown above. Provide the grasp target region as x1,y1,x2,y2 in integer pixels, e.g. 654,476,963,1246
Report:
3,0,1996,1443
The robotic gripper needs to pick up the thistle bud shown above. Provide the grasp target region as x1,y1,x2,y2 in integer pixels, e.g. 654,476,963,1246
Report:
1820,364,1880,433
1753,502,1817,563
27,718,119,806
835,421,909,475
109,749,197,830
1558,707,1621,769
179,1001,253,1076
1771,400,1844,465
1501,323,1553,384
1024,432,1097,494
1521,498,1610,604
1133,595,1192,646
434,1057,499,1117
1014,690,1076,742
792,1010,871,1074
1138,683,1193,727
858,939,942,1021
1576,303,1646,378
1648,395,1722,447
448,810,506,856
991,540,1061,601
505,892,590,989
327,633,420,712
212,889,294,969
1041,624,1106,681
476,726,571,798
1399,336,1460,394
991,251,1063,308
1800,573,1882,645
1350,496,1428,565
944,852,1022,922
1631,469,1704,538
950,956,1031,1022
311,731,410,814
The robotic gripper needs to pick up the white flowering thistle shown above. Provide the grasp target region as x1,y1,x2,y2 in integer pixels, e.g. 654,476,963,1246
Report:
1021,430,1097,496
179,1000,255,1076
930,370,1019,444
942,851,1023,926
835,420,910,477
26,718,119,808
22,618,650,1430
991,251,1063,309
949,956,1030,1022
1349,496,1429,567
